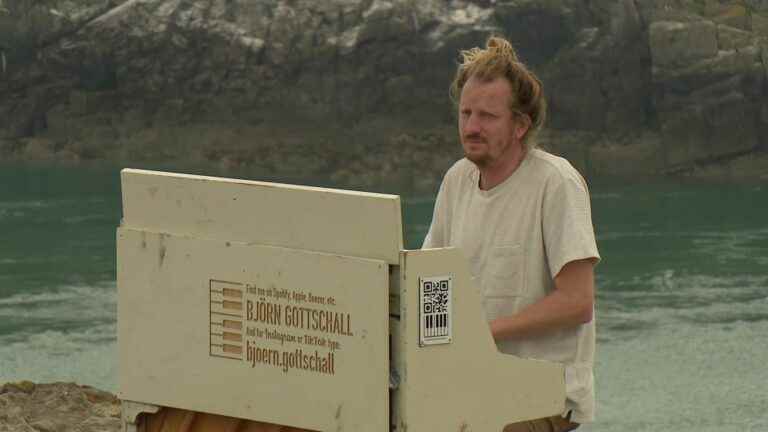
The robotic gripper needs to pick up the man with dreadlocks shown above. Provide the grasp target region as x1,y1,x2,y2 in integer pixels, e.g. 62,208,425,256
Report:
422,36,600,432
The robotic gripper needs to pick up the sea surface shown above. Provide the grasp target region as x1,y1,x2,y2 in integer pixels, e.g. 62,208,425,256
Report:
1,163,767,432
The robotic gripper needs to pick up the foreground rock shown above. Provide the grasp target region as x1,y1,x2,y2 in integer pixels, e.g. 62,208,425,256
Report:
0,0,766,187
0,382,120,432
0,382,348,432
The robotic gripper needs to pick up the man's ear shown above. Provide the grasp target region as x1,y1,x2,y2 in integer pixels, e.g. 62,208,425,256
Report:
514,114,531,140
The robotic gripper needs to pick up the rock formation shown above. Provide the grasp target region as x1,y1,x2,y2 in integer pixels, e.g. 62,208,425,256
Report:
0,381,120,431
1,0,766,188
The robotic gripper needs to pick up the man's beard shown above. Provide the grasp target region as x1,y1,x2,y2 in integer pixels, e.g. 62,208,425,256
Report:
464,149,492,168
463,136,492,168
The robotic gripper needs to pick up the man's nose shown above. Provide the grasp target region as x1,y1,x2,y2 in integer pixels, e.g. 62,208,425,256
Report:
463,114,481,135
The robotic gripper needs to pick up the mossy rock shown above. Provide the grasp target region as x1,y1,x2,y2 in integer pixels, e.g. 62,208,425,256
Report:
688,151,768,180
716,4,750,30
20,137,56,160
649,21,719,68
752,12,768,36
588,139,665,177
717,24,755,50
1,380,36,393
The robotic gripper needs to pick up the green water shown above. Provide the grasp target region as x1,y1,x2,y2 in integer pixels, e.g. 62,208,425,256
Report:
0,163,766,431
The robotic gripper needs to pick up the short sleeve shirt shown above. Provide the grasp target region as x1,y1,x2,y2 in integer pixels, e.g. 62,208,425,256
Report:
422,149,600,423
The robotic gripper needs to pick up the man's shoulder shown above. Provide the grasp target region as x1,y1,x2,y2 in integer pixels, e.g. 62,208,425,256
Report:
442,158,476,183
527,149,588,187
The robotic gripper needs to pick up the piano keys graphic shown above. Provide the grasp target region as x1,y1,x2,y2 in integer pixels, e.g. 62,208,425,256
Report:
209,279,244,360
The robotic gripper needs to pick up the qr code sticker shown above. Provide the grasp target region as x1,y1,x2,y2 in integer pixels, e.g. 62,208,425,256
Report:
422,281,449,314
419,276,452,346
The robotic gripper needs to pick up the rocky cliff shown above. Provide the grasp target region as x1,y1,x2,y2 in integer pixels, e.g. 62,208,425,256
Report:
1,0,766,188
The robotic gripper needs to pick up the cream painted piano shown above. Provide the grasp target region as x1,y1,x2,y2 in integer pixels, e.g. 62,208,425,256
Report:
117,169,564,432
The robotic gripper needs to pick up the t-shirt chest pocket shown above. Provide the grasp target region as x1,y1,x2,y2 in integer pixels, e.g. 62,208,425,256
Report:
484,244,525,297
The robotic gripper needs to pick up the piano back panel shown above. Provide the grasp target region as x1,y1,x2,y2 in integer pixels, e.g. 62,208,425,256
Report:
118,228,389,431
118,170,399,431
393,248,565,432
120,169,403,264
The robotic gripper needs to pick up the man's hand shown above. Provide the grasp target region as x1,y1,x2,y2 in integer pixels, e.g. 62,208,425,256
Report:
489,258,596,341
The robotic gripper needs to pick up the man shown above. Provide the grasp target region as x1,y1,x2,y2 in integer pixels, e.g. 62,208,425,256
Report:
422,36,600,432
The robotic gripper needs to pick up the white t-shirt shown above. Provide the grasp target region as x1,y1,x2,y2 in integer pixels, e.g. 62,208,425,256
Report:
422,149,601,423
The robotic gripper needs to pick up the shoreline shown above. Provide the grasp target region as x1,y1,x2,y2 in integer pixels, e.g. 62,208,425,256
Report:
2,135,767,192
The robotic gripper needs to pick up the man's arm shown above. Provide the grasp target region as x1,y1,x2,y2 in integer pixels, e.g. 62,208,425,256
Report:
489,258,596,341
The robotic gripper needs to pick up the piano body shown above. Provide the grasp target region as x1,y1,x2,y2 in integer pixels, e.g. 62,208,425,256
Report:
117,169,565,432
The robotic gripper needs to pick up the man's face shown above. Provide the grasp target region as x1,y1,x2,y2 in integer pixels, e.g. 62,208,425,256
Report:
458,75,526,169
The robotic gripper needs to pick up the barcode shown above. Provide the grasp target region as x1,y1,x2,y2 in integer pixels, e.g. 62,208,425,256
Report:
419,276,452,346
